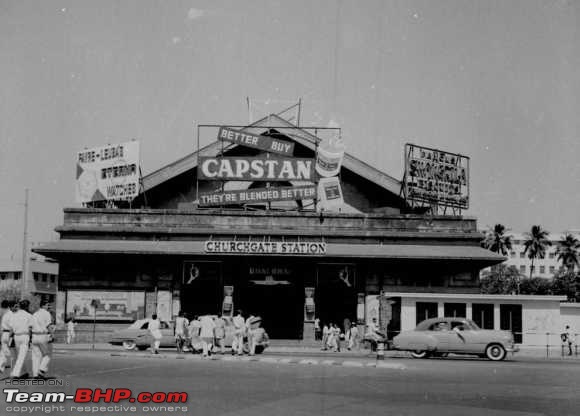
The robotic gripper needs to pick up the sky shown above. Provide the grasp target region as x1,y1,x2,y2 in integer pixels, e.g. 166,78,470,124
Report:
1,0,579,261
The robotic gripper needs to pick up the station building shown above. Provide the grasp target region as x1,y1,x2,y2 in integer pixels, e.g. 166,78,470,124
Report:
35,114,508,341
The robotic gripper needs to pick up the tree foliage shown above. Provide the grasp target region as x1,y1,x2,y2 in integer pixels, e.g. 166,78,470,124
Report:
556,233,580,273
482,224,513,256
523,225,551,279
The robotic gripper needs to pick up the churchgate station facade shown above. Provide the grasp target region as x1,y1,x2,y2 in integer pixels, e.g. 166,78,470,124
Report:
35,114,504,341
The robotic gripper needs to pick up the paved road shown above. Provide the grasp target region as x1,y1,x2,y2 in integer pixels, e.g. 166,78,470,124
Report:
1,352,579,416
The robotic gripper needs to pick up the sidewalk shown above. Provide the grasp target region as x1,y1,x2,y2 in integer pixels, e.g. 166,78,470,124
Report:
53,342,580,361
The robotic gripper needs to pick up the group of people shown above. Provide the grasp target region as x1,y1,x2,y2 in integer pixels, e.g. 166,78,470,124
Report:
316,318,360,352
0,299,54,380
316,317,384,352
150,309,266,357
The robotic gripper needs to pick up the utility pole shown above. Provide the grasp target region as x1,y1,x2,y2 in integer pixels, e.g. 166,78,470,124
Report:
21,188,30,298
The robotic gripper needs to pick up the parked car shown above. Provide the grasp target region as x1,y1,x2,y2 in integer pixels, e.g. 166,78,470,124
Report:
109,319,175,351
109,316,270,354
392,317,519,361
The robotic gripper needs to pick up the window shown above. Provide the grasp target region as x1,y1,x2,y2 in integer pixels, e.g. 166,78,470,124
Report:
429,321,449,331
14,272,20,280
416,302,438,325
33,273,39,281
520,265,526,273
549,252,555,259
444,303,466,318
41,274,47,282
50,276,56,284
510,251,516,258
519,252,525,258
472,304,494,329
550,266,555,273
0,273,6,280
539,266,545,274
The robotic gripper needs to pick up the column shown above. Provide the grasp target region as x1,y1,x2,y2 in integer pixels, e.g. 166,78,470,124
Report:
437,302,444,317
493,304,501,330
466,302,472,320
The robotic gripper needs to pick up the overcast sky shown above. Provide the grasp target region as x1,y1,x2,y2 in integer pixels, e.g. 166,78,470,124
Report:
1,0,579,261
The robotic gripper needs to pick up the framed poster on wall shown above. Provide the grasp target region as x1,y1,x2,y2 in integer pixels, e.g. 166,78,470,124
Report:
66,290,146,321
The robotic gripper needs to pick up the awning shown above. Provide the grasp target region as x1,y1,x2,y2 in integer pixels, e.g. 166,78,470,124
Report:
33,239,504,264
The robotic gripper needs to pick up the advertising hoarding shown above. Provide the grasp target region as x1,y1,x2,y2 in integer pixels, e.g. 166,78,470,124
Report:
198,156,315,181
218,126,295,156
66,290,145,321
404,143,469,209
75,141,140,203
198,184,317,206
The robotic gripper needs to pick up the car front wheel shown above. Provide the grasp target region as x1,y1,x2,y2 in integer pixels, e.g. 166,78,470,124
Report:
122,340,137,351
485,344,506,361
410,350,430,359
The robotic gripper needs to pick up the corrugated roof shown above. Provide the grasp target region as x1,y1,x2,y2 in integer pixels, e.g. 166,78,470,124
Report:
34,239,503,264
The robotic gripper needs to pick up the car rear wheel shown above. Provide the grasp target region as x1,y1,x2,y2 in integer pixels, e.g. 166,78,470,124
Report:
485,344,506,361
410,350,430,359
122,340,137,351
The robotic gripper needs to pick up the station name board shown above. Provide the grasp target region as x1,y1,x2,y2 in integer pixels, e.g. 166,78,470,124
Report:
204,241,326,255
198,156,315,181
199,185,316,206
218,126,294,156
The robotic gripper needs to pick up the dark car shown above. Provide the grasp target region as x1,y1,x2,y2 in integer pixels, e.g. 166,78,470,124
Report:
392,317,519,361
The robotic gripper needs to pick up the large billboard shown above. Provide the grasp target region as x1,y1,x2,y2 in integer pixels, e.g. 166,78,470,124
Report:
403,143,469,209
66,290,145,321
198,156,315,181
76,141,140,203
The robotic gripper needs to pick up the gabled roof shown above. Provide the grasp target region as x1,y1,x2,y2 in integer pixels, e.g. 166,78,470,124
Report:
141,114,401,196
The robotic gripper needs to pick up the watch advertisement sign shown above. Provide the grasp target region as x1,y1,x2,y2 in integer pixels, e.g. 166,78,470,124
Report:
75,141,140,203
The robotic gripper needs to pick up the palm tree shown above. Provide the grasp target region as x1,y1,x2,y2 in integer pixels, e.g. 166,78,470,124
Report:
523,225,551,279
556,233,580,273
482,224,513,256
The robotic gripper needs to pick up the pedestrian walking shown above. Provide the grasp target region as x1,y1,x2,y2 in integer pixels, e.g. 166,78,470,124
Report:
348,320,359,350
333,323,342,352
199,315,216,357
187,316,202,353
174,311,189,353
0,300,16,376
213,315,226,354
314,318,321,340
9,299,34,378
232,310,245,355
66,317,76,344
562,325,574,356
321,323,330,350
31,300,53,379
66,318,75,344
148,314,162,354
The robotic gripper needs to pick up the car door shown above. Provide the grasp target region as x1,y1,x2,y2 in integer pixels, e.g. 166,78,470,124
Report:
448,320,479,353
426,320,451,351
160,321,175,347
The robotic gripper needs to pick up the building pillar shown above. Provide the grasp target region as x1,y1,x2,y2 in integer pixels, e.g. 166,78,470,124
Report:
466,302,472,320
493,304,501,330
437,302,444,317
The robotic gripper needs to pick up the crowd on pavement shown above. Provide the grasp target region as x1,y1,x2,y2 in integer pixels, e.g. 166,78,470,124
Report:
315,317,385,352
0,299,54,380
149,309,268,358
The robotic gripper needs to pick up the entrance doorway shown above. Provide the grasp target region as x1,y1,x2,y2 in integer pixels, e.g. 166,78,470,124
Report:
237,264,303,339
316,264,357,332
180,261,222,317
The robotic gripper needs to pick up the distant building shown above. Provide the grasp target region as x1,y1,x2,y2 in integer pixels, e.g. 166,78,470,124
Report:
0,258,59,303
488,231,580,278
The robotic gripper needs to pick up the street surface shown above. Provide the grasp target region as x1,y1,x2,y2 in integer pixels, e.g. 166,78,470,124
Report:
1,351,579,416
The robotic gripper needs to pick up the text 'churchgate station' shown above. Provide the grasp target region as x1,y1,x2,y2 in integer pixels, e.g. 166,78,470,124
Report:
35,113,505,341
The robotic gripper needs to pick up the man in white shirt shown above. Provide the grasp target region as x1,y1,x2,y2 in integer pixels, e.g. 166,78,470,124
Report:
174,311,189,353
148,314,162,354
232,310,245,355
31,300,53,379
9,299,34,378
0,300,16,375
198,315,215,357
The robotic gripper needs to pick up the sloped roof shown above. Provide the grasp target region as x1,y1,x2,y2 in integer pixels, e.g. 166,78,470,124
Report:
141,114,401,197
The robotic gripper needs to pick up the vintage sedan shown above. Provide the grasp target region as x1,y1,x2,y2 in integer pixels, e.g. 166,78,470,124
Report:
392,317,519,361
109,319,175,351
